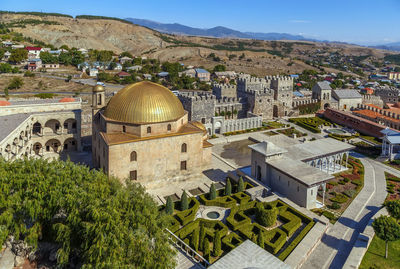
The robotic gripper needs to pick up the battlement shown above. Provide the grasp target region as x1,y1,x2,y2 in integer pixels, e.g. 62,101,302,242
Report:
178,92,216,102
245,88,274,96
212,83,237,91
216,96,244,104
265,75,294,82
237,76,267,84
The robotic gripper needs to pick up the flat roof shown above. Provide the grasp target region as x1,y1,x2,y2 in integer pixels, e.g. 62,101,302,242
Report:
209,240,291,269
266,156,334,187
286,138,355,161
4,98,80,106
0,113,30,142
249,141,287,157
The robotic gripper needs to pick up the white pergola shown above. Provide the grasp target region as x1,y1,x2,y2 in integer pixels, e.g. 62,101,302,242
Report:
381,128,400,161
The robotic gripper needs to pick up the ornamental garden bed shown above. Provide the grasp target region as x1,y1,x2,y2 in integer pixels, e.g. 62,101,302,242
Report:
385,172,400,201
289,116,332,133
384,159,400,171
162,179,315,264
277,127,307,138
313,156,364,223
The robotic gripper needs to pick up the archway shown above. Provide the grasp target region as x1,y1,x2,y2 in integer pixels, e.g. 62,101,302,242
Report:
33,142,42,155
45,139,61,153
33,122,42,135
324,103,330,110
63,119,77,133
63,138,77,151
45,119,61,134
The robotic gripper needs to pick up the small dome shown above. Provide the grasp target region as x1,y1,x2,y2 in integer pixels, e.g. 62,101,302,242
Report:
0,100,11,106
59,97,76,103
93,85,105,92
104,81,185,124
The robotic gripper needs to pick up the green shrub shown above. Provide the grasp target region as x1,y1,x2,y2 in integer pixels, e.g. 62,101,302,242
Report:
209,183,217,200
167,216,180,233
199,223,205,251
203,238,210,260
191,227,199,251
225,179,232,196
329,202,341,210
343,189,357,198
221,232,242,251
175,198,200,225
256,203,278,227
264,228,287,254
181,191,188,211
322,211,336,220
165,196,173,215
329,181,339,186
330,193,348,204
199,194,236,208
257,229,264,248
238,177,244,192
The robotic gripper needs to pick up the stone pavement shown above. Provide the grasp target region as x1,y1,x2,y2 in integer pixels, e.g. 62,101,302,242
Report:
300,152,387,269
176,249,204,269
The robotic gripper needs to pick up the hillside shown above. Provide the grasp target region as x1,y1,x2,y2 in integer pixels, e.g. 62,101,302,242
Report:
0,12,396,76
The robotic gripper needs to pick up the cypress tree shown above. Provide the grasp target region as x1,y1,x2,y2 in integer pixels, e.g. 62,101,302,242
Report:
180,191,188,211
225,179,232,196
209,183,217,200
213,231,222,257
165,196,173,215
251,233,257,243
238,177,244,192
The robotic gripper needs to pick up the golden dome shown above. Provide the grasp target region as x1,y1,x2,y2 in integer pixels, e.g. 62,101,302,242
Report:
103,81,185,124
93,84,105,92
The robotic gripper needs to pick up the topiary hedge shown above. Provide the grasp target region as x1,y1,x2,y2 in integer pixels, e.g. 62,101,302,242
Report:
280,210,302,236
175,198,200,225
264,228,287,254
221,232,243,252
199,194,237,208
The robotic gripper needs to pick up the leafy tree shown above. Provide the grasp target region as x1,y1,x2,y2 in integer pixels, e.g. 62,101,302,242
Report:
40,51,58,64
180,191,188,211
238,177,244,192
257,230,264,248
372,215,400,259
225,179,232,196
165,196,174,215
7,77,23,90
120,51,133,58
209,183,217,200
71,51,84,66
213,231,222,257
191,228,199,251
58,52,73,65
109,62,117,70
213,64,226,72
0,158,176,268
133,57,142,65
386,200,400,220
0,63,13,73
9,48,27,63
59,44,69,50
203,238,210,260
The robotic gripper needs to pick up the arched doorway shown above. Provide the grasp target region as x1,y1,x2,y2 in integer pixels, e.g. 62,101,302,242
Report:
45,119,61,134
33,122,42,135
33,142,42,155
45,139,61,153
324,103,330,110
63,138,77,151
273,105,278,118
63,119,77,133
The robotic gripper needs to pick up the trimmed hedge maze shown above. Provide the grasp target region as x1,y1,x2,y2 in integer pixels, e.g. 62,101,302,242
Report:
289,116,332,133
166,192,315,263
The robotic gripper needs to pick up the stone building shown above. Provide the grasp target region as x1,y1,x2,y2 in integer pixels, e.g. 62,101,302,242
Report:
0,98,82,161
91,82,212,188
331,89,362,111
249,138,354,209
374,86,399,104
312,81,333,109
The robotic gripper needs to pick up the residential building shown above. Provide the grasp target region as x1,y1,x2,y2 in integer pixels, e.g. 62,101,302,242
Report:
27,59,42,71
195,68,211,82
25,46,43,59
89,68,99,77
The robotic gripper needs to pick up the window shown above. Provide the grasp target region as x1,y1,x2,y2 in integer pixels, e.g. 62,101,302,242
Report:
64,122,68,129
147,126,151,133
297,186,299,192
167,124,172,131
181,143,187,153
72,122,77,129
130,151,137,162
201,118,206,124
180,161,187,170
130,170,137,180
55,123,60,131
123,125,126,132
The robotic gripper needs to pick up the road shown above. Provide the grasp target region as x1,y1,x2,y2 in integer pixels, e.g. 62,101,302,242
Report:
301,153,390,269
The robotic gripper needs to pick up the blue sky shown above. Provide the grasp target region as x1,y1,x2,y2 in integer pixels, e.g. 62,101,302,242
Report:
2,0,400,45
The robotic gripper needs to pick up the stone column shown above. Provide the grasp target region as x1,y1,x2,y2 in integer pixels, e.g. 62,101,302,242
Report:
345,152,349,168
322,183,326,206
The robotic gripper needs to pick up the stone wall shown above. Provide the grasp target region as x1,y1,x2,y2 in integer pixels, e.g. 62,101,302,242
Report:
212,83,237,99
362,95,384,107
374,87,399,104
205,112,263,135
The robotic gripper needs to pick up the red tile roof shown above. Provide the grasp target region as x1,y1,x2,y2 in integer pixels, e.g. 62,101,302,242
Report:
25,46,41,51
59,97,76,103
0,100,11,106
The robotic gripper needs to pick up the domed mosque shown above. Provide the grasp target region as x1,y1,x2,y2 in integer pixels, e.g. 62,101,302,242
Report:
91,81,212,188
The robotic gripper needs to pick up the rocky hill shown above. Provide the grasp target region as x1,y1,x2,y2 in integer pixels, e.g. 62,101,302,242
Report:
0,13,396,76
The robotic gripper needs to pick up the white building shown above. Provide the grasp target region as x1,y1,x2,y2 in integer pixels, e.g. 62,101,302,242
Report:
249,138,354,209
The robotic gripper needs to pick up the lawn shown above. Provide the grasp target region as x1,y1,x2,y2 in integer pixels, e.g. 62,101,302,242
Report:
163,180,315,264
359,235,400,269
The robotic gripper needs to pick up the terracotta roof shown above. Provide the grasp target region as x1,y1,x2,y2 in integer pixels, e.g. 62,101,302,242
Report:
0,100,11,106
59,97,76,103
354,109,400,123
25,46,41,50
365,104,382,109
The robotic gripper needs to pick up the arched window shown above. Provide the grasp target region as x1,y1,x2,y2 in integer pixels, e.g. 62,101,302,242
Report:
181,143,187,153
147,126,151,133
130,151,137,162
167,124,171,131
